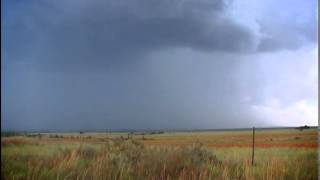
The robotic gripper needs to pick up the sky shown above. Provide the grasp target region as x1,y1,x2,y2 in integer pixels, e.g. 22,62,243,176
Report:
1,0,318,131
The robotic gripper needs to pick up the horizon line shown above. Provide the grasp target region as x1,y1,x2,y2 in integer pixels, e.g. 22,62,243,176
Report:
1,125,318,133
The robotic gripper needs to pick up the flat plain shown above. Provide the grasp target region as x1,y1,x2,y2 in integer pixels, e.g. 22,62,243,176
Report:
1,128,318,179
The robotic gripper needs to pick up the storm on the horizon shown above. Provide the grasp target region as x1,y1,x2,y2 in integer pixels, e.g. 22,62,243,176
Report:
1,0,318,131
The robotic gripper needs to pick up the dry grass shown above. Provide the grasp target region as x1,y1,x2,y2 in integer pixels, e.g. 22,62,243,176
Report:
141,129,317,149
1,128,318,179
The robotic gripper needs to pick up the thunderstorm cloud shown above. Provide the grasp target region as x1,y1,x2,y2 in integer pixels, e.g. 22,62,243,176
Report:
1,0,318,131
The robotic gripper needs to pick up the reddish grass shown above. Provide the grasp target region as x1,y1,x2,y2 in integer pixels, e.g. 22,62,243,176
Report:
142,130,318,149
1,138,37,146
207,142,317,148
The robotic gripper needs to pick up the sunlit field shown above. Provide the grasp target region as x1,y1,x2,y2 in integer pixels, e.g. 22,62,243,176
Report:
1,128,318,179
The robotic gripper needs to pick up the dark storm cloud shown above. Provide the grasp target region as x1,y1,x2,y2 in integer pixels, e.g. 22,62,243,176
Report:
3,0,257,70
3,0,317,70
1,0,317,131
2,51,266,131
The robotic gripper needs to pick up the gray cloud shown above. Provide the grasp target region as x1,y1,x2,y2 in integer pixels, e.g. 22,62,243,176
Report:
2,50,267,131
3,0,317,71
4,0,257,71
257,22,317,52
1,0,317,131
254,0,317,51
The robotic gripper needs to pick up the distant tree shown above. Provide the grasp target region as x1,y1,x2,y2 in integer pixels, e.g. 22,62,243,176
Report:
298,125,310,131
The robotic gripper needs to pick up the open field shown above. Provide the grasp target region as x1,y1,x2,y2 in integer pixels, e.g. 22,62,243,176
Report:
1,128,318,179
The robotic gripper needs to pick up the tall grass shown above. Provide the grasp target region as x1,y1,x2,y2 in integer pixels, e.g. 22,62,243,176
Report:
1,137,317,180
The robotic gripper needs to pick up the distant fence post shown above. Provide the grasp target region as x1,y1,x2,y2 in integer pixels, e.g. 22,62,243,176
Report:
252,127,255,166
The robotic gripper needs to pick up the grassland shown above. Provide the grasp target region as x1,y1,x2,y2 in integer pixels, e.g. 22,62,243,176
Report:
1,128,318,179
